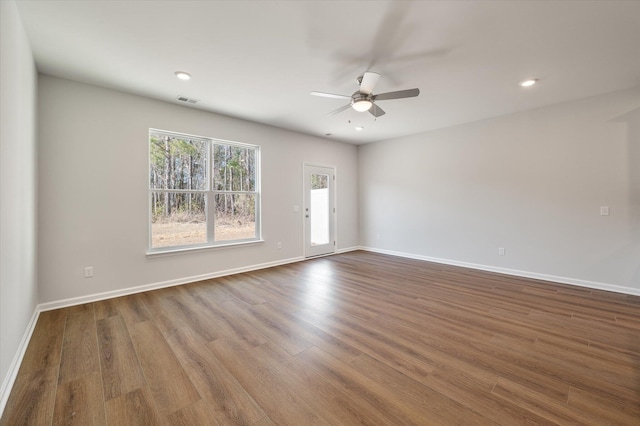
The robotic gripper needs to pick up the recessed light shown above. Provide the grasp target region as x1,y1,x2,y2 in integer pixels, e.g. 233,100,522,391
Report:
175,71,191,81
355,126,364,131
520,79,537,87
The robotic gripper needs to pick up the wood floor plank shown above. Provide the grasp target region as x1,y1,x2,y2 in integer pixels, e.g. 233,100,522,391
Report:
491,377,599,425
267,306,363,363
530,336,640,394
180,284,267,348
57,304,100,385
250,417,276,426
216,276,267,306
142,287,224,342
185,279,235,302
165,327,266,425
567,385,640,425
249,302,359,359
587,338,640,369
222,299,313,356
17,309,66,373
528,309,640,354
96,314,146,400
239,273,312,313
104,386,166,426
128,321,200,416
351,300,565,404
166,399,221,426
3,251,639,425
0,367,58,426
93,299,120,320
298,345,475,425
345,352,496,425
239,342,385,425
115,293,152,326
137,289,190,336
416,298,539,344
293,308,437,384
207,338,330,425
488,333,640,407
424,365,555,426
52,371,106,426
615,313,640,331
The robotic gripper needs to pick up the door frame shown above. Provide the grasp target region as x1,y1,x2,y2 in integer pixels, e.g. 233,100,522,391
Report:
303,162,337,258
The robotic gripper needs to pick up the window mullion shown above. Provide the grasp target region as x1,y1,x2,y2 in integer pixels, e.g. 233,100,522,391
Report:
206,191,215,243
207,140,215,243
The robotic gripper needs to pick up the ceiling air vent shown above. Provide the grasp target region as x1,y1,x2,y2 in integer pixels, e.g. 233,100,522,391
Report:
176,95,199,104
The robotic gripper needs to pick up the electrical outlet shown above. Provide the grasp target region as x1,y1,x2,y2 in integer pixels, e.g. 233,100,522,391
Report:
84,266,94,278
498,248,505,256
376,234,380,240
600,206,610,216
276,242,282,250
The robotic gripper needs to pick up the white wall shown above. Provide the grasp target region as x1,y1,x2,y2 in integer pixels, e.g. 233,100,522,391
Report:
0,0,39,409
37,75,359,304
360,88,640,294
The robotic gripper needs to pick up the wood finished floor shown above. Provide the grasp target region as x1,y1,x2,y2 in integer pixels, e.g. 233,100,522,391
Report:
2,251,640,425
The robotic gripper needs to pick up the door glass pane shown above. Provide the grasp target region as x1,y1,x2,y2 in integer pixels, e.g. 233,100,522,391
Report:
310,173,330,246
151,192,206,248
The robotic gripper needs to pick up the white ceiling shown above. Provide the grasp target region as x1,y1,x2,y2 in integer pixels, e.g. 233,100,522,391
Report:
15,0,640,144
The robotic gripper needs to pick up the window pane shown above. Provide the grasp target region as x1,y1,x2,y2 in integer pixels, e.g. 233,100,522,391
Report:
150,133,207,190
214,193,256,241
151,192,206,248
213,144,256,191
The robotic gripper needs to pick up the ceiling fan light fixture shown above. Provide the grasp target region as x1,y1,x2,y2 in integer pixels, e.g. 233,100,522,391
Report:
352,99,373,112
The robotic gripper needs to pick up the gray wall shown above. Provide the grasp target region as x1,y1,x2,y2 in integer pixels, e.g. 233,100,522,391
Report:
37,75,359,304
0,0,38,406
359,88,640,293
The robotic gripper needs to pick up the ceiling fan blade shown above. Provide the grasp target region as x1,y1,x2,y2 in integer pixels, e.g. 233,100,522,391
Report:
310,91,351,100
369,103,386,117
359,72,380,95
327,104,352,116
373,88,420,101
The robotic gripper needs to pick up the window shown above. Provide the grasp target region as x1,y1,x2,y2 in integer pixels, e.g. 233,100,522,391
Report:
149,129,260,252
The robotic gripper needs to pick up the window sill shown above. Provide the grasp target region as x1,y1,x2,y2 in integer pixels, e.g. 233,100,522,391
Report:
146,239,264,257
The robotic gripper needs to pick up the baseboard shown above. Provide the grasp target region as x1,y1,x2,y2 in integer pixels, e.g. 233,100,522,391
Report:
0,307,40,417
38,255,306,312
336,246,360,254
360,246,640,297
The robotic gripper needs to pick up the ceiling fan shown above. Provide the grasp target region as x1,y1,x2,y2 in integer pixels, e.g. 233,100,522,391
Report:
310,71,419,118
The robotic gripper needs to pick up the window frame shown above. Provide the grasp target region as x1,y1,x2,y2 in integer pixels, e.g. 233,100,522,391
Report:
147,128,262,255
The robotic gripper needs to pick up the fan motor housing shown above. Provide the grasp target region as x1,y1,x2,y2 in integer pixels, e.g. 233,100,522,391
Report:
351,92,371,104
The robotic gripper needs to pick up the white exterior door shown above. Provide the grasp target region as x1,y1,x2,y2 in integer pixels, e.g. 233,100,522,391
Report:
304,164,335,258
